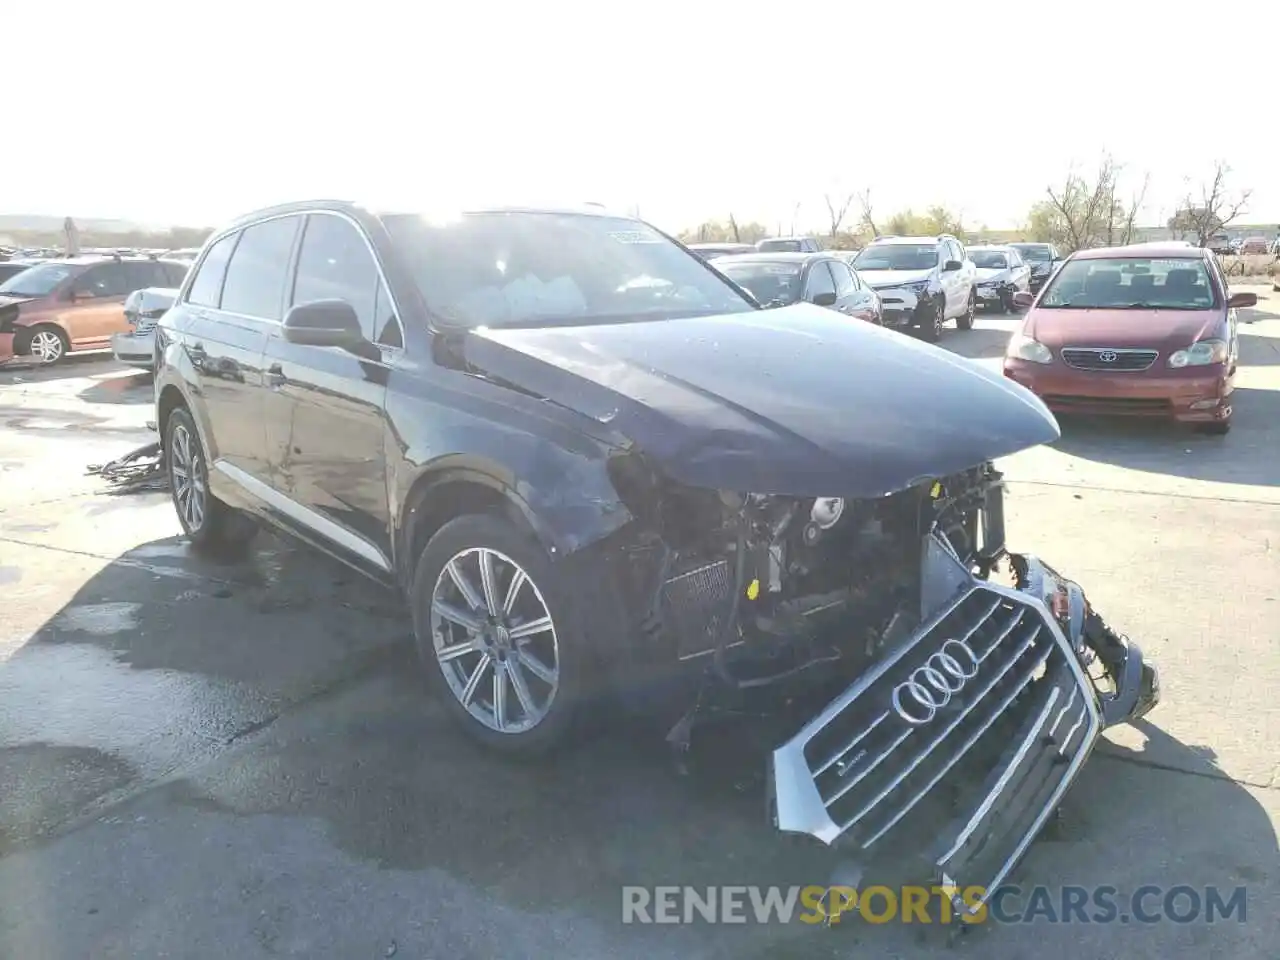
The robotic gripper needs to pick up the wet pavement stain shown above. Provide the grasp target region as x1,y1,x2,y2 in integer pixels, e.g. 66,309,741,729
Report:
0,744,137,854
52,602,141,636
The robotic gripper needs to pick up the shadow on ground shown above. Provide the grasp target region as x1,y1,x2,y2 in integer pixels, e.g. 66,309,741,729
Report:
1051,385,1279,488
1,533,1276,958
76,370,153,405
0,353,115,386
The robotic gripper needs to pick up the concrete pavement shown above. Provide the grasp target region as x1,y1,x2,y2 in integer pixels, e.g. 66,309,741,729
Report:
1,292,1277,958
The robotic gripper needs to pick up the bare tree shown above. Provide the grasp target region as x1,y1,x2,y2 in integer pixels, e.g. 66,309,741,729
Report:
1045,155,1119,252
823,192,855,238
789,201,802,236
1170,161,1252,246
1120,173,1150,245
728,212,741,243
857,188,880,237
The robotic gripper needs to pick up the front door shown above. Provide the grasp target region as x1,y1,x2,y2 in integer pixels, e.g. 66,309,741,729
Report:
61,261,131,346
262,212,398,571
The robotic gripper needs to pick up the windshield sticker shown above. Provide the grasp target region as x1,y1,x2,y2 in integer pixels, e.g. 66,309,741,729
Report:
609,229,664,244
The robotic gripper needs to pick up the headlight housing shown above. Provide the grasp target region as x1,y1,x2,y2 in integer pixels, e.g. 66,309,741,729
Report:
1007,333,1053,364
906,279,932,296
1167,339,1228,368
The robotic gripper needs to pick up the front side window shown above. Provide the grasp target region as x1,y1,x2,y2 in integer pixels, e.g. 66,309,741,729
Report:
805,261,837,300
0,262,75,297
73,263,130,298
186,234,237,308
380,212,755,328
291,214,380,339
1040,257,1218,310
715,260,803,307
757,238,804,253
220,216,301,319
852,244,938,271
123,261,169,291
827,259,856,296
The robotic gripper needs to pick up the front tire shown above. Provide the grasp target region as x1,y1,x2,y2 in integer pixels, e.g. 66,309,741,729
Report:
165,406,257,554
920,298,944,342
1196,418,1231,436
18,325,69,365
411,513,587,756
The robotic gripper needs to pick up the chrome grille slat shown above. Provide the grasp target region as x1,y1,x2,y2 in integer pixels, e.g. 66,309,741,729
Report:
936,685,1062,864
810,596,1005,777
832,623,1045,825
1061,347,1157,372
813,711,889,776
851,634,1052,844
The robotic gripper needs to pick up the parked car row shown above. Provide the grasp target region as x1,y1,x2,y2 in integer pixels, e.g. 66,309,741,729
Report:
0,254,188,365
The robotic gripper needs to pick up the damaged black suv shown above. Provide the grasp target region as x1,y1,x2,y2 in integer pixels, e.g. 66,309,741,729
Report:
154,201,1159,912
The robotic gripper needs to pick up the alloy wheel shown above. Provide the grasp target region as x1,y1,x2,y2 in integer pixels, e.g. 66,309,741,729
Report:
169,422,207,532
430,547,560,734
29,329,64,364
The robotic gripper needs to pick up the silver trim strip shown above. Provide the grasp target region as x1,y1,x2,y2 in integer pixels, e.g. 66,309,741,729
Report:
212,460,391,572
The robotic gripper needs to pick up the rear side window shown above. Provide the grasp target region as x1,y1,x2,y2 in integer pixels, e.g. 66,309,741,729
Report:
220,216,301,319
161,261,190,286
123,261,168,291
186,233,238,307
72,262,130,298
290,214,380,340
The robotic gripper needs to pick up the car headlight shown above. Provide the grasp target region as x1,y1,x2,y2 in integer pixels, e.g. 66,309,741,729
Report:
1167,339,1228,368
907,280,931,296
1007,333,1053,364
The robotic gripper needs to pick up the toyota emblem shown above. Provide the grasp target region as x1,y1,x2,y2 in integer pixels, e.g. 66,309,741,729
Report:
891,640,981,725
1099,350,1118,363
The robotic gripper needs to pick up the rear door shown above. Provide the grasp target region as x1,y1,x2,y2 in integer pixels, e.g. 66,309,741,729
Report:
261,211,399,571
182,217,301,487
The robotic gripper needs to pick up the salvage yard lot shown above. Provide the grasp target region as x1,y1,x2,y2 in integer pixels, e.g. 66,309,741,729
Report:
1,293,1278,959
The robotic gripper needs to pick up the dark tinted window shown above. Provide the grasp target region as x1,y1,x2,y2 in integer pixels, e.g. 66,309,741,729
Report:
291,214,380,339
827,259,856,296
805,261,837,300
220,216,300,319
187,233,238,307
161,261,190,286
373,283,402,347
73,262,130,298
123,261,168,290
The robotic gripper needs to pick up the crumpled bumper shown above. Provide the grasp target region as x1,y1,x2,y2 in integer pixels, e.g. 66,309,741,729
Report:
768,535,1159,912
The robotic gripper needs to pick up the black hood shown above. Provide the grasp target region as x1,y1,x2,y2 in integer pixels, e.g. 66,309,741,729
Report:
463,304,1060,497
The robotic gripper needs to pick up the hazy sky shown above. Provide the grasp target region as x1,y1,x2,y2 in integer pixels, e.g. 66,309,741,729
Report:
7,1,1278,234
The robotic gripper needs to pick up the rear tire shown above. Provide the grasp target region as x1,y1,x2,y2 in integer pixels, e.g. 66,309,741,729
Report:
165,406,258,555
410,513,591,756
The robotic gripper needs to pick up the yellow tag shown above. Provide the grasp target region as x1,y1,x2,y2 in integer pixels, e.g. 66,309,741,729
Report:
930,481,942,499
746,579,760,600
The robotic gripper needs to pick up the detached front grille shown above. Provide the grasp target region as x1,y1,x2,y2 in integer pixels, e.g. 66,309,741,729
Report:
772,578,1098,898
1061,347,1157,372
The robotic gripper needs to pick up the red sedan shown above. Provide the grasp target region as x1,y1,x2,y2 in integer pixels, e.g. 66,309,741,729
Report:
1002,243,1256,434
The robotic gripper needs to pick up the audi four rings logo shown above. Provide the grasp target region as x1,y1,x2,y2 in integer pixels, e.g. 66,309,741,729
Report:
891,640,981,725
1099,350,1118,363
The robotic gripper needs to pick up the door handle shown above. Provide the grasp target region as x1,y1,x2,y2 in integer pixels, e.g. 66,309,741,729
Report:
266,363,286,387
188,342,206,368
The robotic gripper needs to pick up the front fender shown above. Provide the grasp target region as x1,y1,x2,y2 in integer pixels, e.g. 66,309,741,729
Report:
386,365,635,569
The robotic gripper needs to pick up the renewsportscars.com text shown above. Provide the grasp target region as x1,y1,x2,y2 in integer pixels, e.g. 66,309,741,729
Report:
620,884,1248,926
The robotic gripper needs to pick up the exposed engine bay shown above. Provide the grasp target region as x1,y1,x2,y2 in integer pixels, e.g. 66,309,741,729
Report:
606,455,1159,921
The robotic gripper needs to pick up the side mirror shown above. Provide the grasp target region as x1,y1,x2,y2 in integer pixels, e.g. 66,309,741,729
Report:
1227,291,1257,309
943,260,963,272
811,291,838,307
282,299,366,349
1012,291,1036,309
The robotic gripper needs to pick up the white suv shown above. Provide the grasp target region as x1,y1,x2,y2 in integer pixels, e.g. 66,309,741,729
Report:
850,235,978,341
